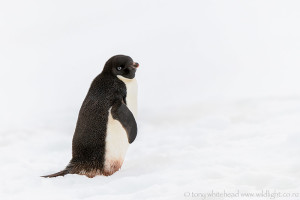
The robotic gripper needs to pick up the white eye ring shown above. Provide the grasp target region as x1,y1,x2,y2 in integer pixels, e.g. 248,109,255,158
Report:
117,67,122,71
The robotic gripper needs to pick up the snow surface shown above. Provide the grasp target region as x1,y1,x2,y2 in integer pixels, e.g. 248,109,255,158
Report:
1,0,300,199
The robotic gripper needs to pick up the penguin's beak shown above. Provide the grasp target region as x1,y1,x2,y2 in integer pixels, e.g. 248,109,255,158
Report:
132,62,139,68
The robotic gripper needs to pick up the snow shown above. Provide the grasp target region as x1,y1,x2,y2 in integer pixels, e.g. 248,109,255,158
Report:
1,0,300,199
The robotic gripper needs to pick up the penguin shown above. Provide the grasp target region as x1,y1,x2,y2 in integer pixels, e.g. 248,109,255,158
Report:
42,55,139,178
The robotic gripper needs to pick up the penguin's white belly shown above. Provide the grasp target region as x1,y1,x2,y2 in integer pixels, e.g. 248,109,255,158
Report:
104,77,137,174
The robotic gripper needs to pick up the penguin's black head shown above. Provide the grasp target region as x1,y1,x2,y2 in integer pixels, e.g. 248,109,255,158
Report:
103,55,139,79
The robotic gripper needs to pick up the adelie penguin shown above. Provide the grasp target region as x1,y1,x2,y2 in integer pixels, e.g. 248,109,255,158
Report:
42,55,139,178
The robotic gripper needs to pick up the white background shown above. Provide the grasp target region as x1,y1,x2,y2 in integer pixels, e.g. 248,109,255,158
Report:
1,0,300,199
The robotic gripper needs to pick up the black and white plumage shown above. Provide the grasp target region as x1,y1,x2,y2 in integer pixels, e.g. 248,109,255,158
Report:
42,55,139,178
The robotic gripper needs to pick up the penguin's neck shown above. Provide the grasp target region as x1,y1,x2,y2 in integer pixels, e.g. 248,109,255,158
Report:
116,75,135,84
116,75,138,117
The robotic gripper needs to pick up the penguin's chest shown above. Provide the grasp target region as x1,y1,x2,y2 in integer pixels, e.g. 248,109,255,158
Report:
103,77,137,173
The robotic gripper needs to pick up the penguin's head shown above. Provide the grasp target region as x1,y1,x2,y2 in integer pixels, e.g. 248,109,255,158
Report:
103,55,139,79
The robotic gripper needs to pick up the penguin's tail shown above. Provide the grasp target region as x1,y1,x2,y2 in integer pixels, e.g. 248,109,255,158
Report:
41,169,69,178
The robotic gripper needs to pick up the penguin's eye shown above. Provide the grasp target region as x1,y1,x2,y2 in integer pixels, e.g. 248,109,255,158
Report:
117,66,122,71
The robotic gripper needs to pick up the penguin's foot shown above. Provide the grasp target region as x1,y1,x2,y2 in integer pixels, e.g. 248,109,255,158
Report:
75,160,123,178
78,169,101,178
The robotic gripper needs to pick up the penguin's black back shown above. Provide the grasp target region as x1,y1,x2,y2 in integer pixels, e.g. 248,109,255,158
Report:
69,72,126,173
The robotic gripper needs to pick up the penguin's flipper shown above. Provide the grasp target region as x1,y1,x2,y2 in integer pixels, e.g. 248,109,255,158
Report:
111,101,137,143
